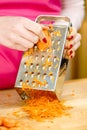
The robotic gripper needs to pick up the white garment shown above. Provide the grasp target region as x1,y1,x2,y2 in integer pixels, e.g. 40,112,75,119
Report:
60,0,85,30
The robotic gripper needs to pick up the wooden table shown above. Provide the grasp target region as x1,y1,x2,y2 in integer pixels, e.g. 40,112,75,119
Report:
0,78,87,130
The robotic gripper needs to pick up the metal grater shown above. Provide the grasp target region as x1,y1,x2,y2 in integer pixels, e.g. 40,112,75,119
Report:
15,16,71,100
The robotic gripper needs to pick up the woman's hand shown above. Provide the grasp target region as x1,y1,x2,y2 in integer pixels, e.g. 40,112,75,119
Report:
0,16,46,51
64,27,81,59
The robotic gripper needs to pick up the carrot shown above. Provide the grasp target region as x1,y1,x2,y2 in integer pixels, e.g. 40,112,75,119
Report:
37,29,52,51
0,117,33,130
2,117,16,128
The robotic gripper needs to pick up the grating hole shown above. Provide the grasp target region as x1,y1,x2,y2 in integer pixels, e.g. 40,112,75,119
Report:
42,66,45,70
19,79,23,82
34,44,37,50
30,63,33,68
48,65,52,70
32,81,36,86
24,62,26,65
45,82,48,88
25,71,28,73
41,55,45,61
49,73,53,76
36,63,39,69
52,40,55,45
49,73,53,80
35,55,38,60
24,62,26,68
43,73,47,76
37,72,40,76
43,73,47,79
19,79,23,85
57,40,61,45
30,63,33,66
31,72,34,75
30,72,34,78
24,71,28,76
32,80,35,83
26,80,29,83
47,49,50,52
54,56,57,62
53,49,55,54
47,56,51,61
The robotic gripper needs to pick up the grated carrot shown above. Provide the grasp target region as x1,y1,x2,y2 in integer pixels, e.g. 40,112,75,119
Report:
22,90,71,121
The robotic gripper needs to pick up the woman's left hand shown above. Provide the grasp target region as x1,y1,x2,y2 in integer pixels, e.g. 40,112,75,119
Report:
64,27,81,59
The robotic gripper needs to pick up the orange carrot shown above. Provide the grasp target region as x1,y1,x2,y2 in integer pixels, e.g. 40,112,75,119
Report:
2,117,16,128
0,117,33,130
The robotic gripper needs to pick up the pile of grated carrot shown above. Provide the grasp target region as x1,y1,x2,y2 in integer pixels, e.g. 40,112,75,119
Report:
22,90,71,121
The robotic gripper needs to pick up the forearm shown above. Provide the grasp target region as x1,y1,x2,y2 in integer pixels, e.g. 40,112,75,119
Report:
60,0,85,30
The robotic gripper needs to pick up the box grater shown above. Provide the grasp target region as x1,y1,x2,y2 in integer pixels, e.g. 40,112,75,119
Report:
15,15,71,100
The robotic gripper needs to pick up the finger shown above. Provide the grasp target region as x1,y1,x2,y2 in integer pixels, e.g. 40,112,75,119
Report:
39,31,47,43
23,18,47,43
8,33,34,49
65,33,81,49
41,24,49,30
72,33,81,46
67,41,80,56
65,27,77,48
0,38,27,51
69,51,75,59
23,18,43,36
67,27,77,40
13,26,39,44
72,41,81,51
13,44,28,51
64,49,75,59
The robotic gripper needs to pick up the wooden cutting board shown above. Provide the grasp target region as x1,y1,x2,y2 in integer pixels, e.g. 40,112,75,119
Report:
0,78,87,130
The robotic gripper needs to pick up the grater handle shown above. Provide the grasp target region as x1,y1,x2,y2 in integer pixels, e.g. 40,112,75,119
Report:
35,15,71,26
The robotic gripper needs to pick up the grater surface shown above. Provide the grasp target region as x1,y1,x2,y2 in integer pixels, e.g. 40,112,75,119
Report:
15,16,71,99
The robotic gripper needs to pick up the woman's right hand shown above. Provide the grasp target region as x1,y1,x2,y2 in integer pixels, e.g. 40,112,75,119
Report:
0,16,45,51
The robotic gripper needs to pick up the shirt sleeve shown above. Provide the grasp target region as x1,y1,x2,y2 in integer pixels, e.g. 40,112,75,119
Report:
60,0,85,30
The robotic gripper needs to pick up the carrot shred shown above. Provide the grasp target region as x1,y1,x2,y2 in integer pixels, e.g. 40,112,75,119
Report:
22,90,71,121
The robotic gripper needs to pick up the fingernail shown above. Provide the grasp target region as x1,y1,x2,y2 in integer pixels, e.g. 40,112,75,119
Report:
48,24,53,29
69,44,73,49
67,35,74,41
69,50,73,55
42,38,47,43
70,55,73,59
